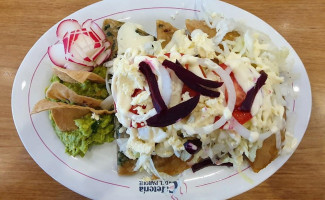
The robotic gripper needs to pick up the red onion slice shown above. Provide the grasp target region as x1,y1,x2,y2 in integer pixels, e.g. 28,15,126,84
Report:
146,95,200,127
139,61,167,113
240,70,268,112
184,139,202,154
56,19,81,40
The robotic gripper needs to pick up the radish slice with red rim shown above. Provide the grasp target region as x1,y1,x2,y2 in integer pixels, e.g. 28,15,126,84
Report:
56,19,81,40
48,44,66,68
90,21,106,41
64,61,93,71
82,19,92,29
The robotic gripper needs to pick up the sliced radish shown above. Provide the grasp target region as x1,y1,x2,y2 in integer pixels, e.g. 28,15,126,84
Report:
48,44,66,68
56,19,81,40
64,61,92,71
68,43,94,66
90,21,106,40
81,19,92,29
91,46,105,61
49,19,111,71
103,41,111,48
95,49,111,65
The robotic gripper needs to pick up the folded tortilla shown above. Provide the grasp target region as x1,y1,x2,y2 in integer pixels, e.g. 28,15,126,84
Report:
52,66,105,84
46,82,102,108
31,99,114,131
156,20,178,48
185,19,239,41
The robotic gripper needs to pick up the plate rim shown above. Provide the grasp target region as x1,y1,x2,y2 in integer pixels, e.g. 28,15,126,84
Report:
11,0,312,199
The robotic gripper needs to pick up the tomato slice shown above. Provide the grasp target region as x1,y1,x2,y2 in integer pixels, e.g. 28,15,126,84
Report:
182,84,199,97
232,109,252,124
216,63,246,107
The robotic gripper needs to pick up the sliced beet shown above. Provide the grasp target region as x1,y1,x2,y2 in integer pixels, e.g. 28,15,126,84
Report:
162,60,223,97
239,70,268,112
184,139,202,154
139,61,167,113
146,95,200,127
191,158,233,173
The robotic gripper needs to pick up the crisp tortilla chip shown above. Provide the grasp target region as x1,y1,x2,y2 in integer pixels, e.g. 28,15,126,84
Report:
249,130,285,172
152,155,190,176
52,66,105,84
31,99,114,131
46,82,102,108
51,108,90,131
185,19,216,38
249,134,278,172
117,154,137,176
185,19,240,41
103,19,125,60
103,19,152,60
31,99,113,115
156,20,178,48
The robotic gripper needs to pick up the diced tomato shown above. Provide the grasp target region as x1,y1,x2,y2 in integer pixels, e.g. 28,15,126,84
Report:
199,65,207,78
182,84,199,97
130,121,145,128
164,53,184,58
129,89,147,128
129,105,146,115
232,109,252,125
131,88,143,98
164,53,170,58
184,64,189,69
147,55,156,58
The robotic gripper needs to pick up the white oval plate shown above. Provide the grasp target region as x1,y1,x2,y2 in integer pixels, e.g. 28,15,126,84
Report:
12,0,311,199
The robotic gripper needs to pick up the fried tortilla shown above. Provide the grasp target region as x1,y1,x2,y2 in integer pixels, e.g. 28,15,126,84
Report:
185,19,240,41
249,130,285,172
52,66,105,84
103,19,124,60
103,19,153,59
46,82,102,108
31,99,114,131
156,20,178,48
185,19,216,38
51,108,90,131
152,155,190,176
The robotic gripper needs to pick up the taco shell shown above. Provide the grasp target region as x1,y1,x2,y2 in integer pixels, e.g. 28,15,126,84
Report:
31,99,114,131
46,82,102,108
52,66,105,84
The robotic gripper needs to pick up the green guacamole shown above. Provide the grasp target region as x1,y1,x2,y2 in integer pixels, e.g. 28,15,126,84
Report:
51,66,108,100
51,113,115,157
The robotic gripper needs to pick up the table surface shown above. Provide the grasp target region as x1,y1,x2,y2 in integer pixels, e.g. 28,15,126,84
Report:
1,0,324,199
